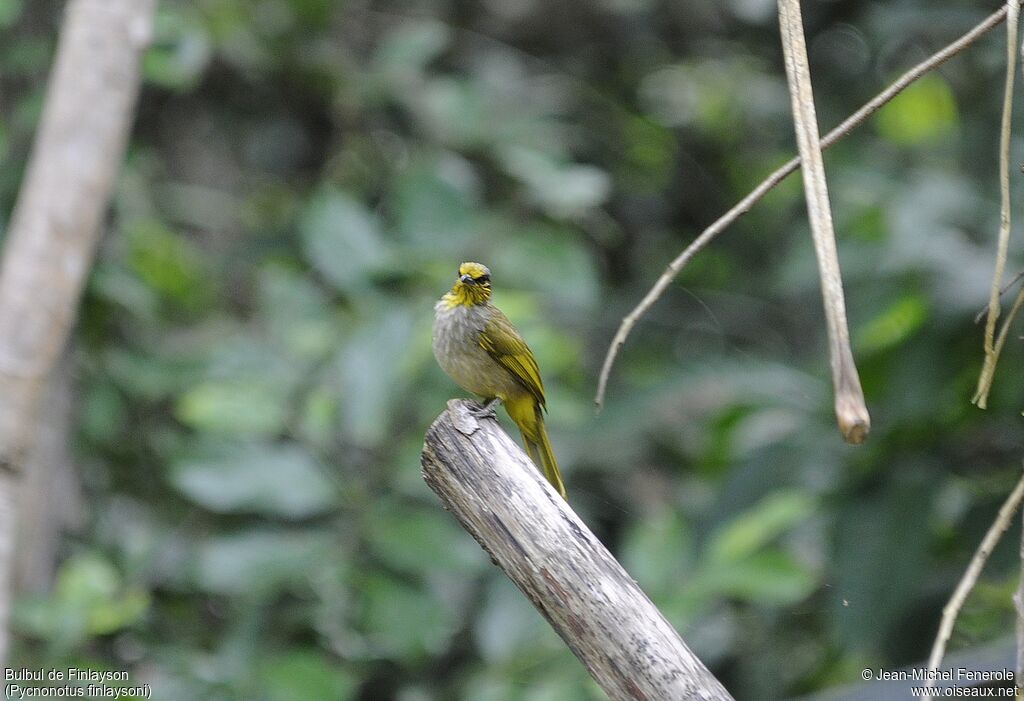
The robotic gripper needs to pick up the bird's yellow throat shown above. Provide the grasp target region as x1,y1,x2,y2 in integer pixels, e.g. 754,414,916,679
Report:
442,262,493,307
443,280,491,308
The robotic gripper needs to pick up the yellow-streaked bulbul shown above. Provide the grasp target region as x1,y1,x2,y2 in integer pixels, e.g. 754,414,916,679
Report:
432,262,567,499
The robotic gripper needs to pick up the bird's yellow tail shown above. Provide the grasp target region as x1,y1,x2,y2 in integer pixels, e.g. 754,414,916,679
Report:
525,422,567,500
506,396,567,499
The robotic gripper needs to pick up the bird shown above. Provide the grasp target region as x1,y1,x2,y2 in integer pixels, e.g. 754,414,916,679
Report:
432,262,567,499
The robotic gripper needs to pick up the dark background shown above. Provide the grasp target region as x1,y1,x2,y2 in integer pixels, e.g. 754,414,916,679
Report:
2,0,1023,698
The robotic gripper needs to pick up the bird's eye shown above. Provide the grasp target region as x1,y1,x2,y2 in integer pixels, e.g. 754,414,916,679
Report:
476,274,490,284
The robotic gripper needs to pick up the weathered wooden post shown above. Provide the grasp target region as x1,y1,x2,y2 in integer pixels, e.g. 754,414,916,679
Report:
422,399,733,701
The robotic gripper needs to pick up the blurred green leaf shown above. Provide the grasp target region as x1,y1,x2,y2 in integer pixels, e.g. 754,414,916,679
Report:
731,407,802,458
696,550,816,605
419,77,487,147
619,116,677,191
360,574,456,658
707,491,815,564
638,60,786,134
474,577,550,664
0,0,22,28
855,294,929,355
260,650,356,701
144,5,212,90
56,555,148,635
256,263,336,359
875,74,958,145
196,530,331,595
290,0,333,24
392,152,478,253
14,554,148,646
365,502,482,575
90,264,161,321
833,478,932,649
620,509,693,587
104,348,197,401
300,188,388,293
497,146,611,219
171,443,336,518
498,226,600,313
80,382,127,445
298,387,338,447
335,306,417,446
127,220,213,311
372,20,450,87
175,380,288,436
521,672,605,701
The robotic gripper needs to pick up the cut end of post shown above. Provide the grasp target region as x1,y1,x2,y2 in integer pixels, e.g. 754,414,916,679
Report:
839,417,870,445
836,396,870,445
447,398,487,436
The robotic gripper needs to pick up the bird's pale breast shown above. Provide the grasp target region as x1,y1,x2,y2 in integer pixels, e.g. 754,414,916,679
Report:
433,301,523,399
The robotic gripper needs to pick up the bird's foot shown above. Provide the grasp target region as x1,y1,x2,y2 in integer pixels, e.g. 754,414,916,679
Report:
470,398,502,420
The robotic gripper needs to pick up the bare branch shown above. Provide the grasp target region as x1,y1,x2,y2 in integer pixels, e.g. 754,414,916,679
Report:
422,400,734,701
596,3,1019,410
1000,286,1024,351
923,467,1024,700
973,269,1024,324
974,0,1021,410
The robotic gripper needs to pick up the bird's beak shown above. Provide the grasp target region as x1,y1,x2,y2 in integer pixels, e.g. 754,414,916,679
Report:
459,274,474,284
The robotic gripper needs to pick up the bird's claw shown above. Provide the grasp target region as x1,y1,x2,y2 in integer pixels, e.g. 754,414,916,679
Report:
470,398,501,420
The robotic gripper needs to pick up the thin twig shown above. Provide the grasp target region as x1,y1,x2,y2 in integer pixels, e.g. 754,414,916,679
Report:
777,0,869,443
974,0,1021,410
923,467,1024,700
981,283,1024,379
973,269,1024,323
595,3,1020,410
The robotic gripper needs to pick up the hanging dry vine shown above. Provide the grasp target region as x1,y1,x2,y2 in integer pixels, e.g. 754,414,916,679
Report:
777,0,869,443
973,0,1022,408
595,3,1022,411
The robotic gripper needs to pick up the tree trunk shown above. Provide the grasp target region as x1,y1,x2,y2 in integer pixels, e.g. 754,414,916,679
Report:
0,0,156,663
14,354,80,594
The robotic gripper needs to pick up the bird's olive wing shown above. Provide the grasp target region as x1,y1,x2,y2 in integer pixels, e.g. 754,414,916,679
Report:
478,311,546,409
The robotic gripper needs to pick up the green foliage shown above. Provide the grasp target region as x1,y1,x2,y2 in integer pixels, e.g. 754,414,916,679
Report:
0,0,22,29
260,650,357,700
195,529,332,595
15,554,149,651
143,5,211,90
705,491,814,564
3,0,1021,698
855,294,929,355
171,443,336,517
300,188,389,294
126,220,214,311
875,74,959,146
176,381,289,435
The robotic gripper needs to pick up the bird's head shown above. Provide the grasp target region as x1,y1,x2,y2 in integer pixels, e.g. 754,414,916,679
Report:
448,261,492,306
